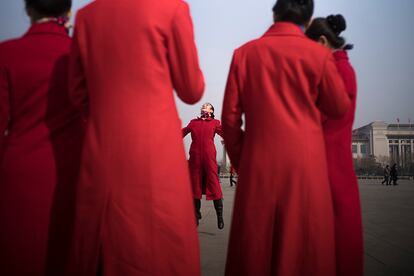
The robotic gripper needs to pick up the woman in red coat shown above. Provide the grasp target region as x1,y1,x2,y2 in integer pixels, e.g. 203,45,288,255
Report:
68,0,204,275
306,14,363,276
0,1,84,275
183,103,224,229
222,0,351,275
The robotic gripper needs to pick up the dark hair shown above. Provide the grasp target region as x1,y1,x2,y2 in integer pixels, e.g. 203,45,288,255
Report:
25,0,71,17
203,103,215,113
305,14,353,50
272,0,314,25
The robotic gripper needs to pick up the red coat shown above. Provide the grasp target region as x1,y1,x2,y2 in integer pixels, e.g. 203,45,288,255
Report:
222,22,350,276
183,117,223,200
68,0,204,275
0,22,84,276
323,50,363,276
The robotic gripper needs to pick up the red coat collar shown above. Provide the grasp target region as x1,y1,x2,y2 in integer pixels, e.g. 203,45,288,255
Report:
24,22,69,38
196,117,214,121
333,49,349,61
263,22,305,38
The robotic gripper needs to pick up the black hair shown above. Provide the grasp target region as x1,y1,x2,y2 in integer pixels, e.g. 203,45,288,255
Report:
272,0,314,26
305,14,354,50
208,104,215,118
25,0,72,17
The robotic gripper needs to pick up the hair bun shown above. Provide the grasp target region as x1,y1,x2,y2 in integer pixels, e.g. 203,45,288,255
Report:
326,14,346,34
295,0,307,5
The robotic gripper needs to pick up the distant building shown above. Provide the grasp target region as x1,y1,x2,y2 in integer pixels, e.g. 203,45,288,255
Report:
220,121,414,174
352,121,414,170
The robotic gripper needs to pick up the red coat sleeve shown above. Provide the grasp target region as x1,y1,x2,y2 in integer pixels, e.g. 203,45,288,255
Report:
69,13,89,119
182,122,191,137
316,53,350,118
221,52,244,171
167,1,204,104
215,120,223,138
0,65,10,155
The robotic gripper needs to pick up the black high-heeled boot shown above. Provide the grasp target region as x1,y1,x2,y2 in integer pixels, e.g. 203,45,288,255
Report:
194,199,201,225
213,199,224,229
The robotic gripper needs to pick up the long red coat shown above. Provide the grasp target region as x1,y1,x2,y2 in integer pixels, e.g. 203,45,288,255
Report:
222,22,350,276
323,50,363,276
0,22,84,276
68,0,204,275
183,117,223,200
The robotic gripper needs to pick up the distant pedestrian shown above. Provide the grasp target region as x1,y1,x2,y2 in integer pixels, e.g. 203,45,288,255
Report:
230,165,237,187
382,165,390,185
390,164,398,185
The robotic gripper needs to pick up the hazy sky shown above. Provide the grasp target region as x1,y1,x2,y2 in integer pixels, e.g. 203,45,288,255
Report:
1,0,413,160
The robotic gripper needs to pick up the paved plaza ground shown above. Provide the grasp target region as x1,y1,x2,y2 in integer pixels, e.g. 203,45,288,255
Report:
197,178,414,276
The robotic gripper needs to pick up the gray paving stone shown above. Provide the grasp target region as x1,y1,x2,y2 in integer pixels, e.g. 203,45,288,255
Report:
198,178,414,276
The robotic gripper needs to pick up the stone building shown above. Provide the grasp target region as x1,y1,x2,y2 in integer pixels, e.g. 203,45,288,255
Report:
352,121,414,173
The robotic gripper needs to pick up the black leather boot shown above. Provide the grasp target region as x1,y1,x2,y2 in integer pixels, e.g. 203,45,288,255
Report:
213,199,224,229
194,199,201,225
